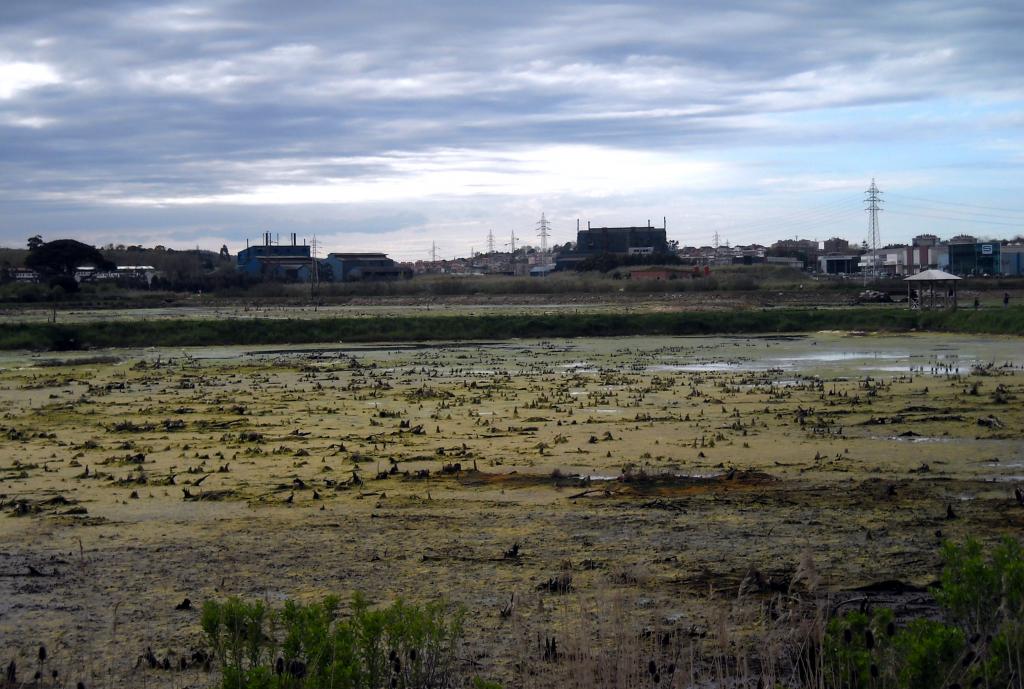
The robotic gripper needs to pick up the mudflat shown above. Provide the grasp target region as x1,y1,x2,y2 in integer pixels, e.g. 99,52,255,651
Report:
1,332,1022,686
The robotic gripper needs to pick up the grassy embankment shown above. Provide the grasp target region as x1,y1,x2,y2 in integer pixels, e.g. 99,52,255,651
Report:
0,265,814,307
3,266,1023,309
3,306,1023,350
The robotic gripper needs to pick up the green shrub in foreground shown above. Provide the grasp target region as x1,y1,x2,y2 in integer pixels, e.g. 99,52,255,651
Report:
202,593,465,689
824,537,1024,689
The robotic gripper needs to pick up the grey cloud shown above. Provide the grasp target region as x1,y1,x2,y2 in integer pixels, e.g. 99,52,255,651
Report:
1,0,1022,253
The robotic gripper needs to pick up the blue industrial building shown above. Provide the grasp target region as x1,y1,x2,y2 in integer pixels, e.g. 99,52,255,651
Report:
235,236,410,282
320,253,411,282
237,233,313,282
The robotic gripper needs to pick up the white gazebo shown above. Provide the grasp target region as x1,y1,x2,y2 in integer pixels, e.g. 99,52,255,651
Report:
904,269,961,310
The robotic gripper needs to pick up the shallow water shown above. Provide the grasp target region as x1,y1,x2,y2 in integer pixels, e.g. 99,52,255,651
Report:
3,331,1022,378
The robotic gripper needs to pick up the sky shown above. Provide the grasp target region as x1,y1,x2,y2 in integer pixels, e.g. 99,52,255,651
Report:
1,1,1023,261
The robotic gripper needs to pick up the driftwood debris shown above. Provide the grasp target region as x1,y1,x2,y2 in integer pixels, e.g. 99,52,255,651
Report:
567,488,617,499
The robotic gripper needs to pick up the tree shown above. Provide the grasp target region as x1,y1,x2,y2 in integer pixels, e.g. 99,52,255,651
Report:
27,235,43,251
25,239,114,280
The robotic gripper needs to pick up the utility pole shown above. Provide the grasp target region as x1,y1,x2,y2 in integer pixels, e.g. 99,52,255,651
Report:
536,213,551,257
486,230,496,254
865,179,883,281
309,235,319,300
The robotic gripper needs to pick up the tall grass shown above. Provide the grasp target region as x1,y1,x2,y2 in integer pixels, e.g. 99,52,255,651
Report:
511,588,827,689
5,540,1021,687
513,538,1024,689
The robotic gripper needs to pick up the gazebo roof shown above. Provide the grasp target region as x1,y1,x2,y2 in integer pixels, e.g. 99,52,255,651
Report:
904,269,961,282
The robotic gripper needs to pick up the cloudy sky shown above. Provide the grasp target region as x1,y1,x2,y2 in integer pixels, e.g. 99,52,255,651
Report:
2,1,1023,260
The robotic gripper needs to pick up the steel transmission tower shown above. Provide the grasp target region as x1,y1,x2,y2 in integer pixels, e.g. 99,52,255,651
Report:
536,213,551,256
486,230,496,254
309,235,319,299
865,179,883,279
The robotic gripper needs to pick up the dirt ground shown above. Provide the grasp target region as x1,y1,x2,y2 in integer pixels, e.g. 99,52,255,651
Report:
1,333,1022,687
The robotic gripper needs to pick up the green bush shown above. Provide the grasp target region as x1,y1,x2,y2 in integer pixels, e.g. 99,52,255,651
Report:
891,619,964,689
936,537,1024,636
202,593,465,689
823,537,1024,689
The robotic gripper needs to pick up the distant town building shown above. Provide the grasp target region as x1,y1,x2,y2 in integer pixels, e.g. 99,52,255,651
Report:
906,234,940,272
765,256,804,270
1001,244,1024,276
823,237,851,254
675,246,717,265
818,255,861,274
859,247,908,276
947,235,1001,275
629,267,702,280
726,245,767,265
768,238,821,268
11,267,41,283
75,265,160,286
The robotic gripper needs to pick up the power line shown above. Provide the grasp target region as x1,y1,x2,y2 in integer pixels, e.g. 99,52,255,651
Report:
728,209,859,242
886,209,1024,228
887,199,1024,223
886,192,1024,216
710,205,862,244
705,197,861,233
703,200,862,242
891,203,1020,222
885,195,1024,222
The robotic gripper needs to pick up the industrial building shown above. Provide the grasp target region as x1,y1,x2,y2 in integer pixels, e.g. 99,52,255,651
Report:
320,253,412,282
556,218,671,269
235,234,409,282
574,221,668,255
236,233,313,282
